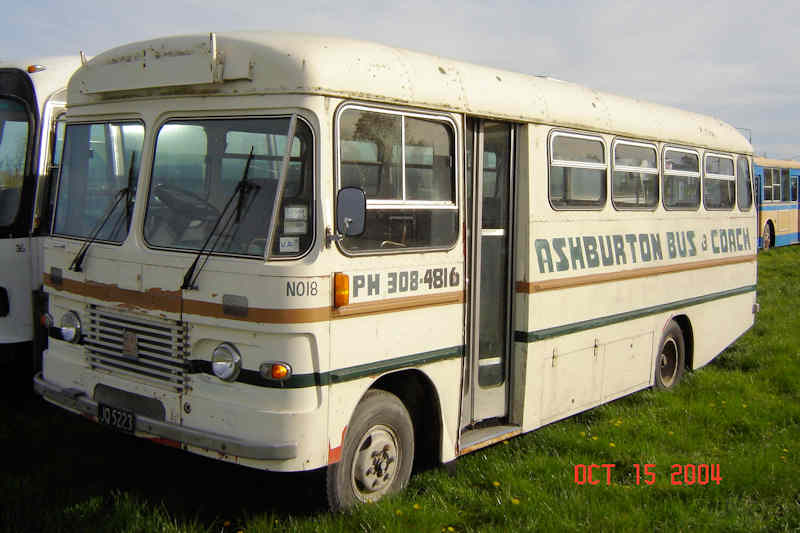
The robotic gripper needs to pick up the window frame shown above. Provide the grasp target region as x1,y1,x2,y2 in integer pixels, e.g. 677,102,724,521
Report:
661,145,701,211
703,152,736,211
334,102,460,256
142,113,317,261
547,130,608,211
610,138,659,211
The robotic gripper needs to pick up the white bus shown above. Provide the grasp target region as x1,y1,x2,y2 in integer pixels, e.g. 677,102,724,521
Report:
34,33,757,509
0,57,81,378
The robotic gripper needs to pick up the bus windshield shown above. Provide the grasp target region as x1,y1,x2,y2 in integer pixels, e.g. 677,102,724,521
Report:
143,117,313,258
0,98,30,226
53,122,144,241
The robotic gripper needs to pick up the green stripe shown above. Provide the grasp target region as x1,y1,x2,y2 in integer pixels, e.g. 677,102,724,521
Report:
329,345,463,384
514,284,756,343
190,345,464,389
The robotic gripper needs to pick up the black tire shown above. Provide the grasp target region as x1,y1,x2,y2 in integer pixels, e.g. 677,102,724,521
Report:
762,223,773,249
326,389,414,510
654,321,685,390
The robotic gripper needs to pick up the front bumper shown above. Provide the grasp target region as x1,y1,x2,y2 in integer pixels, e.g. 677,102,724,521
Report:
33,372,297,461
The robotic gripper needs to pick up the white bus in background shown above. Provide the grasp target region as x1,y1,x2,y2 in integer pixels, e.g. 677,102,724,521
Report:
34,33,756,509
0,56,81,379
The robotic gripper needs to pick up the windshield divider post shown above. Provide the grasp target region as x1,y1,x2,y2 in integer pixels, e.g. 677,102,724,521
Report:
264,114,298,261
125,151,136,228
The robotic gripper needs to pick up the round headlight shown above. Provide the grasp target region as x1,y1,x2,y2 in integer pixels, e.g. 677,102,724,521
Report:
59,311,81,343
211,342,241,382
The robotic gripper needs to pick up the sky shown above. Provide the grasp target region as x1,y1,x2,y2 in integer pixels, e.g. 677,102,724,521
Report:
3,0,799,159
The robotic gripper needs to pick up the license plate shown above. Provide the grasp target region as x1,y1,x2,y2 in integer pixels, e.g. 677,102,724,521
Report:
97,403,135,434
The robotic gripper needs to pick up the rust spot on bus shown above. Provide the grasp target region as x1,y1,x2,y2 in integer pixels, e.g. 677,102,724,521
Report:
328,426,348,464
150,437,181,449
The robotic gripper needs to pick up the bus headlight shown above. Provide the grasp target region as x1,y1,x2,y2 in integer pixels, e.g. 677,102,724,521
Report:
59,311,82,343
211,342,241,382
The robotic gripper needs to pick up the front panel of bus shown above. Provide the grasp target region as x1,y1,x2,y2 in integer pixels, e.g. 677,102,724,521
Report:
0,68,38,348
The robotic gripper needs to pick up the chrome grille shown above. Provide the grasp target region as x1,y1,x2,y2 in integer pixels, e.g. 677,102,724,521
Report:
85,306,189,393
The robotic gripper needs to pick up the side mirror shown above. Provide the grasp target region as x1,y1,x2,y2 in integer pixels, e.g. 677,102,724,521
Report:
336,187,366,236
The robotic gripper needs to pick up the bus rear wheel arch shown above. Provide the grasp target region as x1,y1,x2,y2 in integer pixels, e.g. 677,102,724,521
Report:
326,389,415,510
654,320,686,390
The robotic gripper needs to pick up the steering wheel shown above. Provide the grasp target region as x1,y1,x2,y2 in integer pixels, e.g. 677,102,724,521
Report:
152,184,220,220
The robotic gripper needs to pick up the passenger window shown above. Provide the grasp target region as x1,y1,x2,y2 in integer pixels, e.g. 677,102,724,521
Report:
549,132,607,209
763,168,773,201
736,157,752,210
791,175,798,202
663,148,700,209
781,169,790,201
703,154,735,210
337,107,457,252
612,141,658,209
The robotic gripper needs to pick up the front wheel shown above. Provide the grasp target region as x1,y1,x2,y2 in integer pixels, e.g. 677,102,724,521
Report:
326,389,414,510
654,321,685,390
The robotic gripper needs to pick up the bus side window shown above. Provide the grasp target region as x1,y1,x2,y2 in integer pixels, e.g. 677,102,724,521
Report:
736,156,752,211
549,132,607,209
337,107,457,252
611,140,658,210
703,154,735,210
781,168,790,201
38,117,66,234
662,148,700,210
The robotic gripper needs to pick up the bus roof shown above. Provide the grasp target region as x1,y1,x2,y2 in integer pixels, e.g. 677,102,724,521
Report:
1,56,82,113
753,157,800,169
70,32,751,154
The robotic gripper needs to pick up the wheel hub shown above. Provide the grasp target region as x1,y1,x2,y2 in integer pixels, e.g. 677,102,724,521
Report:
660,338,678,385
352,425,399,501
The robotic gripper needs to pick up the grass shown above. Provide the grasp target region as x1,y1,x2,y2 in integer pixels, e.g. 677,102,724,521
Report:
2,247,800,532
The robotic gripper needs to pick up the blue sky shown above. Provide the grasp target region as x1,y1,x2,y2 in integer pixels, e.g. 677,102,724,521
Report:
4,0,798,158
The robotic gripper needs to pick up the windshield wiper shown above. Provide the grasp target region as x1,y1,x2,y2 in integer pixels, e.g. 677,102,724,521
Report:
69,186,130,272
181,147,257,290
104,151,138,243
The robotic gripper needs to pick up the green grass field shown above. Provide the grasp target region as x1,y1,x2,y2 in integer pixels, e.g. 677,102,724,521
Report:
2,247,799,532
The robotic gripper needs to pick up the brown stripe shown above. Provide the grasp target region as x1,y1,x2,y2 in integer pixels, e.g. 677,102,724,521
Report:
516,255,757,294
44,274,463,323
182,299,331,324
44,274,181,313
332,291,464,319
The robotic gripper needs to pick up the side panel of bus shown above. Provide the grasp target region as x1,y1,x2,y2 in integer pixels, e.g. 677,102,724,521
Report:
513,124,756,432
756,164,799,248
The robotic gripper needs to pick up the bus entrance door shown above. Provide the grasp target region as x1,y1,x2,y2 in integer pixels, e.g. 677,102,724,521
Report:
461,119,515,427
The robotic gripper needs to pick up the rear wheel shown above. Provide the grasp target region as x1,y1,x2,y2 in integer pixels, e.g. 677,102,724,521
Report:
762,223,773,249
326,389,414,510
654,321,685,390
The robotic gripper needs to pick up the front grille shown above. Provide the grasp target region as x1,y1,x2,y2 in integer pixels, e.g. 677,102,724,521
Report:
85,306,189,393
